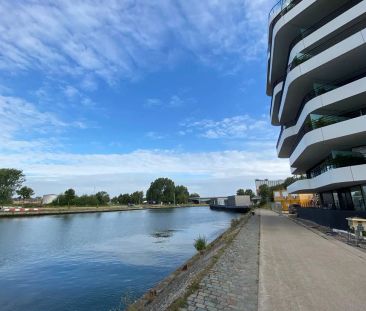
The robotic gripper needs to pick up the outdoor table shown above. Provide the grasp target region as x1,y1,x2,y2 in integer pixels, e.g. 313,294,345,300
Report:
346,217,366,245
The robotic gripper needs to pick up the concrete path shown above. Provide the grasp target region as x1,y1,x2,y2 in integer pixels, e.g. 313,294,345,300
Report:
182,215,260,311
259,209,366,311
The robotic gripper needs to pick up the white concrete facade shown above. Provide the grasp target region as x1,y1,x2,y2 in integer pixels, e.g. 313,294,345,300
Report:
267,0,366,206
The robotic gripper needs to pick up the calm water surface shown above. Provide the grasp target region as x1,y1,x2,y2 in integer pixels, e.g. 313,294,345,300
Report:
0,207,238,311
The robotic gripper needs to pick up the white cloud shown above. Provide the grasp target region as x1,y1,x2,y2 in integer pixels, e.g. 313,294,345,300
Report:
181,114,277,140
145,98,163,108
0,95,84,153
0,0,273,84
146,132,165,140
1,149,289,196
145,95,192,109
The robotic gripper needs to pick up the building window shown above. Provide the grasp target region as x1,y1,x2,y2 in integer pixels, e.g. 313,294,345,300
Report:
350,186,365,211
332,192,340,210
321,192,335,209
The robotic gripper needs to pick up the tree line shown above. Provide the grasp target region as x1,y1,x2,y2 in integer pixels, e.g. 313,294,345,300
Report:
51,177,194,206
0,169,199,207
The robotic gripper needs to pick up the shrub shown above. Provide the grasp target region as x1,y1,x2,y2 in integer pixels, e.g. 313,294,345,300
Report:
194,235,207,251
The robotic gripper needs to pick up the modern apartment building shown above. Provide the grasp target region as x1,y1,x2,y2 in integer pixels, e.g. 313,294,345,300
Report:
267,0,366,213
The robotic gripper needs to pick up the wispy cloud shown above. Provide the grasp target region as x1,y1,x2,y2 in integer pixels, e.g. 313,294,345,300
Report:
0,0,273,85
180,114,276,140
145,95,194,109
0,95,85,152
145,132,165,140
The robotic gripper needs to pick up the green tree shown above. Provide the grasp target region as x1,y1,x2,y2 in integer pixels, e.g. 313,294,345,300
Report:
16,186,35,200
111,196,119,204
244,189,255,199
130,191,143,204
175,185,189,204
0,169,25,205
258,184,270,205
146,178,175,204
118,193,131,205
236,189,245,195
64,188,76,206
95,191,110,205
74,194,98,206
189,193,200,198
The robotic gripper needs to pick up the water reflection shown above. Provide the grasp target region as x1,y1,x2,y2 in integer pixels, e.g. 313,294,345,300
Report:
0,207,238,311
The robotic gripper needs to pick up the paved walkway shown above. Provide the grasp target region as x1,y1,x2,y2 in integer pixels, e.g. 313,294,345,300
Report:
259,209,366,311
182,215,260,311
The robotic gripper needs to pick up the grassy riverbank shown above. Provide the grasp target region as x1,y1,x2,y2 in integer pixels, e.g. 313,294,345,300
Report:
0,204,209,218
128,211,253,311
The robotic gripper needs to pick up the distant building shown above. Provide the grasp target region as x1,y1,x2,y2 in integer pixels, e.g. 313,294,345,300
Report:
211,197,228,206
255,179,284,193
227,195,251,207
42,194,58,205
273,190,314,212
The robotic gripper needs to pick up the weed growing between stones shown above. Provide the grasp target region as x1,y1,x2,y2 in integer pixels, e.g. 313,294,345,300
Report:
194,236,207,251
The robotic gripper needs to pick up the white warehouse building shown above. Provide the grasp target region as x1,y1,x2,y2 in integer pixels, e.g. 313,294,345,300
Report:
267,0,366,226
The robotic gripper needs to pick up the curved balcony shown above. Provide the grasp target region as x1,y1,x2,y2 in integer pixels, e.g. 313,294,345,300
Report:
290,115,366,172
288,0,365,66
270,81,283,125
279,28,366,124
267,0,350,95
277,74,366,158
268,0,303,44
288,164,366,194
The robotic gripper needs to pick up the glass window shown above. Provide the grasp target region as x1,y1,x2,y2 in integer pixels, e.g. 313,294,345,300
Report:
332,192,340,210
321,192,334,209
282,191,288,197
274,191,280,198
350,186,365,211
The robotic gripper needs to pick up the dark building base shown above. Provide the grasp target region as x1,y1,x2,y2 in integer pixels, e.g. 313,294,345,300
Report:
297,207,366,230
209,205,251,213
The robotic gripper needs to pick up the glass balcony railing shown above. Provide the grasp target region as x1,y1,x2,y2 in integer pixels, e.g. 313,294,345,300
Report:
288,0,362,56
307,150,366,179
268,0,301,24
270,0,363,92
287,18,366,73
277,106,366,151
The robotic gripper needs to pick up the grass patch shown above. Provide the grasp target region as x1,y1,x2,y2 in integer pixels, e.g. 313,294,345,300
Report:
194,235,207,251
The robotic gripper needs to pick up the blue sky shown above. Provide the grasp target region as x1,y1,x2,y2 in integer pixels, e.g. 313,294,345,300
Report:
0,0,289,196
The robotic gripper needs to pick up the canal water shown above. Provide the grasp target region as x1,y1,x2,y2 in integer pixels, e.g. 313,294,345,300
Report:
0,207,238,311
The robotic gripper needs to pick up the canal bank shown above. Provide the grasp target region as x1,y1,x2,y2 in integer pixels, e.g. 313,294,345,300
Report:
129,211,259,311
0,204,208,218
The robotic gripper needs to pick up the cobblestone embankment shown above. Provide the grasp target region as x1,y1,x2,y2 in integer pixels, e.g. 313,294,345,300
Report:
129,213,259,311
181,214,260,311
